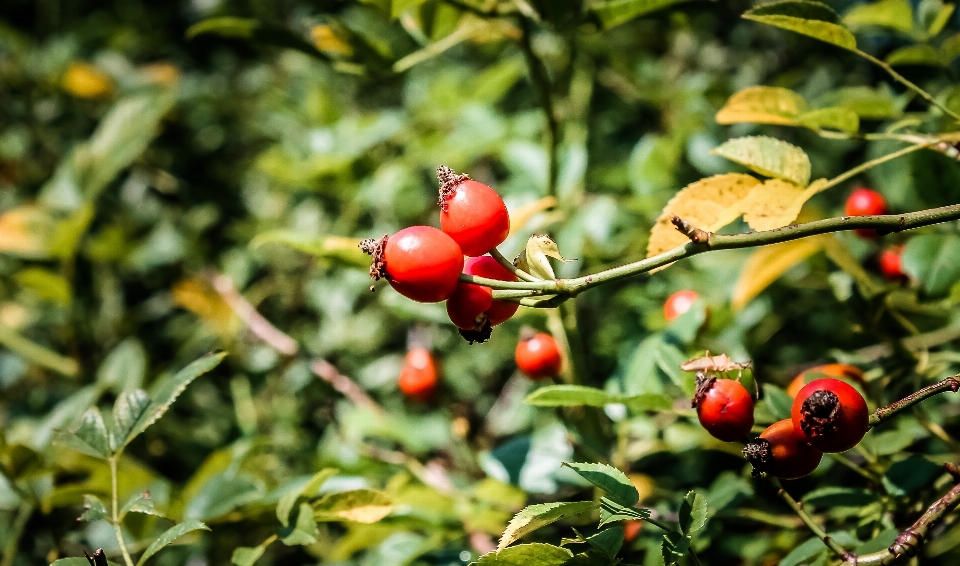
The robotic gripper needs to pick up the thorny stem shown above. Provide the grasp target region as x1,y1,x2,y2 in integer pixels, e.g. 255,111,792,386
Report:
489,248,538,282
109,456,136,566
843,473,960,564
518,16,559,198
869,376,960,428
770,478,856,561
474,204,960,301
856,50,960,123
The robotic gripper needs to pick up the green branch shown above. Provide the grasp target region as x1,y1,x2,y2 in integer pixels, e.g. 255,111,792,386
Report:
110,456,136,566
869,376,960,428
771,478,855,561
856,49,960,123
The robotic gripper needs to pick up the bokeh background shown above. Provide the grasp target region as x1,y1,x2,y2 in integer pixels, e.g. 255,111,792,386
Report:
3,1,960,565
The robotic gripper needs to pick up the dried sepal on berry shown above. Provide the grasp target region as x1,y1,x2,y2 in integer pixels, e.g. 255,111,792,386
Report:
437,165,470,211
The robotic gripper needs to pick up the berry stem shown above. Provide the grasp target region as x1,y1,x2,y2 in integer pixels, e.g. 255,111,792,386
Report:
770,478,855,562
869,376,960,428
489,248,539,282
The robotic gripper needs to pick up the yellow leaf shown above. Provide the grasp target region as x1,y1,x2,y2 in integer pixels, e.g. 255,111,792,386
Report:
712,136,811,186
646,173,761,258
0,205,55,258
731,236,827,310
171,278,235,335
141,62,181,85
311,25,354,56
61,61,113,99
715,86,807,126
741,178,824,232
509,196,557,235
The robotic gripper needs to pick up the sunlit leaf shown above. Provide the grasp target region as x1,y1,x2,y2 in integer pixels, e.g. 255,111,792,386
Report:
120,491,165,518
796,107,859,133
523,385,612,407
250,231,367,266
732,236,826,309
564,463,639,507
277,468,338,526
61,61,113,99
816,86,904,119
0,205,55,258
740,178,823,232
902,234,960,296
281,502,320,545
497,501,595,551
475,543,574,566
136,520,210,566
79,494,108,521
314,489,393,523
886,44,944,66
74,408,110,458
662,531,691,564
171,278,235,335
843,0,915,35
678,491,707,534
744,1,857,51
715,86,807,126
591,0,695,29
927,2,955,36
516,234,573,280
712,136,811,186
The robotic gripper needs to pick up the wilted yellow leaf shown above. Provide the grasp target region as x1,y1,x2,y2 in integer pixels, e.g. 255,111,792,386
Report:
311,25,354,56
715,86,806,126
62,62,113,99
712,136,811,187
0,205,55,258
646,173,761,258
171,278,235,335
731,236,827,310
509,197,557,235
741,178,824,232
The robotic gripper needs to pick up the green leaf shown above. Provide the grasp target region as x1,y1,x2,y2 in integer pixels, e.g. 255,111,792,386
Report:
186,17,258,39
802,487,877,508
585,527,624,559
524,385,612,407
744,2,857,51
843,0,915,35
886,44,944,66
96,338,147,391
902,234,960,296
110,389,150,451
942,31,960,61
620,393,674,412
712,136,811,186
854,528,899,555
277,468,338,526
231,546,266,566
716,86,807,126
249,231,367,266
50,558,122,566
928,2,955,36
816,86,903,119
779,537,827,566
591,0,695,29
564,462,639,507
763,384,794,421
661,531,691,565
120,492,165,518
185,18,330,61
74,408,110,458
883,455,941,496
474,543,574,566
281,502,320,545
14,267,71,305
313,489,393,523
599,497,652,527
391,0,430,18
497,501,595,551
679,491,707,534
136,520,210,566
797,107,860,133
120,352,226,451
79,494,108,521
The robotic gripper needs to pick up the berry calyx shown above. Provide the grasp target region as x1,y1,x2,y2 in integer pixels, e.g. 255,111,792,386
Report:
447,256,520,344
743,419,823,480
692,373,755,442
664,290,699,322
786,364,864,398
844,187,888,238
791,378,868,453
437,166,510,257
515,331,562,379
360,226,464,303
399,347,438,401
878,245,907,281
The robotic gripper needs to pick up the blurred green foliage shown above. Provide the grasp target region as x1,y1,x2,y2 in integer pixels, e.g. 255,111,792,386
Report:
2,0,960,565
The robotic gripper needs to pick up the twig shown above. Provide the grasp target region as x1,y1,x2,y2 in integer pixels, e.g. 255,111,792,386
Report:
771,478,856,561
311,359,385,416
1,500,33,566
489,248,538,282
869,376,960,428
518,16,559,198
210,274,298,356
671,215,711,243
856,50,960,123
109,457,135,566
0,324,79,376
843,472,960,564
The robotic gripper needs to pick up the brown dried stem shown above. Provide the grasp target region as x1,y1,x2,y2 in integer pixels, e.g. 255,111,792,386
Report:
311,359,385,416
210,274,299,356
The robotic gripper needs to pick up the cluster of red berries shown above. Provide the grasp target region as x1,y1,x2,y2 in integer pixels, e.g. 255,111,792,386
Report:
844,187,908,282
361,166,516,343
692,363,870,480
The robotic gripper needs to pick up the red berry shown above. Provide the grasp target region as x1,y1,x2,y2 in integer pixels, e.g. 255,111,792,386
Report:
437,166,510,257
399,348,438,400
791,378,868,453
360,226,464,303
786,364,864,398
447,257,519,343
465,257,519,325
515,332,562,379
446,282,493,330
878,245,906,281
623,520,643,542
844,188,888,238
692,375,755,442
664,290,699,322
743,419,823,480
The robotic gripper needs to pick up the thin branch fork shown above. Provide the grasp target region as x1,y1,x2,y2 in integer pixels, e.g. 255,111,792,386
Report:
869,376,960,428
310,359,385,416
